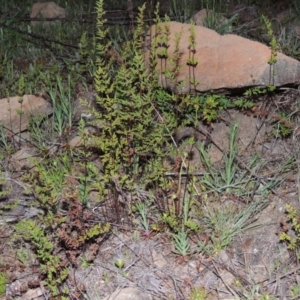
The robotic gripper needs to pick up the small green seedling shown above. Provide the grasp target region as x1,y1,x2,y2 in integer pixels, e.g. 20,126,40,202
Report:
114,258,125,269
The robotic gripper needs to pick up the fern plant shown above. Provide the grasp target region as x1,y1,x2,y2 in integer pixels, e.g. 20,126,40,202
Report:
280,203,300,258
0,272,7,295
14,219,69,298
262,15,279,86
91,0,171,195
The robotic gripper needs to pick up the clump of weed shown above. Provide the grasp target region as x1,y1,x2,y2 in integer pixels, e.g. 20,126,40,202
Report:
280,203,300,258
15,150,110,298
0,272,7,295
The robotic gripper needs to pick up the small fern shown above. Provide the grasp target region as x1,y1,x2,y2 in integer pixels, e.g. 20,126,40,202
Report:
280,204,300,256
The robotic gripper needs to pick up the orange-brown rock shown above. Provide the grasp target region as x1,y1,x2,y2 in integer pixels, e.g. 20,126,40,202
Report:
30,2,66,26
0,95,52,133
145,21,300,93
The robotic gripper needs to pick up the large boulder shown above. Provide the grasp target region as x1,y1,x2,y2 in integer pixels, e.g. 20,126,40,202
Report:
0,95,52,133
144,21,300,93
30,2,66,26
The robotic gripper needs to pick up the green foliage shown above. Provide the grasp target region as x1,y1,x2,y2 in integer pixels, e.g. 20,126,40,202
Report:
190,287,208,300
171,229,191,256
48,75,74,138
177,94,232,125
262,15,278,66
280,203,300,254
17,74,25,96
234,98,254,110
161,211,180,231
0,272,7,295
75,118,99,206
198,123,243,194
78,31,96,78
0,171,12,203
201,94,231,123
262,15,279,86
271,112,293,138
187,22,199,91
0,52,74,99
0,57,83,149
0,0,95,99
0,125,14,154
133,202,151,233
28,115,48,149
242,284,277,300
199,200,266,254
242,16,278,98
83,223,110,240
14,219,68,297
17,247,30,265
198,122,280,197
114,258,125,269
16,149,110,297
17,144,110,298
89,3,270,259
80,256,94,268
25,156,68,211
92,0,170,194
290,283,300,298
244,85,275,97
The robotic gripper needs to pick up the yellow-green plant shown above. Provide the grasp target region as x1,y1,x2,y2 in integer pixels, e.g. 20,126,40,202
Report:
262,15,279,87
18,144,111,298
290,283,300,298
271,112,293,138
25,156,68,212
14,219,69,298
17,247,31,265
16,152,110,297
76,118,97,207
201,94,231,123
199,200,266,255
91,0,170,194
0,124,14,154
0,272,7,295
280,203,300,257
234,98,254,110
171,228,190,256
190,287,208,300
0,171,12,203
187,22,199,92
78,31,96,78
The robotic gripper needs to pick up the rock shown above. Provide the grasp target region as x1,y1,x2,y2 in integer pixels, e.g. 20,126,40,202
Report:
145,21,300,93
20,287,44,300
30,2,66,26
0,95,52,134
